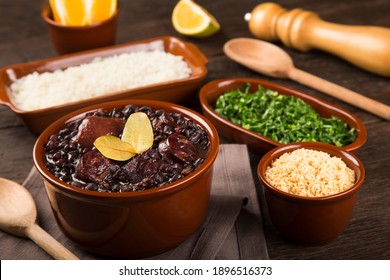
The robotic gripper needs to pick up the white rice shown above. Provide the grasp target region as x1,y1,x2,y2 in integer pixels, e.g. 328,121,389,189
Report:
9,50,192,111
265,148,355,197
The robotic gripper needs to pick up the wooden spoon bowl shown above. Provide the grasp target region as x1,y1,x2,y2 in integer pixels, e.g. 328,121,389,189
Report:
0,178,78,260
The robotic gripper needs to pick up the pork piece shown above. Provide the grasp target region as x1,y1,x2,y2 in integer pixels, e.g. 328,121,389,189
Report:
114,150,163,183
72,116,126,148
74,150,120,183
158,133,198,163
114,156,142,184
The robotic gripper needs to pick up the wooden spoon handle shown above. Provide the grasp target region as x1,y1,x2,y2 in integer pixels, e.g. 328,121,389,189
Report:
288,68,390,121
26,223,79,260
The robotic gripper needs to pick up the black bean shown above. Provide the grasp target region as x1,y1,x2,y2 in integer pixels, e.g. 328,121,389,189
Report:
85,183,98,191
59,174,71,182
155,109,164,116
193,158,205,168
110,108,123,118
111,184,121,192
183,128,191,138
181,166,194,176
120,184,130,192
159,163,173,173
69,130,78,138
70,180,84,188
52,152,62,162
189,131,202,143
123,105,138,117
58,128,70,136
163,125,174,135
169,173,183,183
154,173,165,184
68,142,78,150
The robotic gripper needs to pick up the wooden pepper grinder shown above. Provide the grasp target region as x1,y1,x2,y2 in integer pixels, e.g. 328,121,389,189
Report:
246,2,390,77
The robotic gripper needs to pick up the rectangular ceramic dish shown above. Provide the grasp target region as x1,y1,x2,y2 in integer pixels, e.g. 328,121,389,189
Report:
0,36,208,134
199,78,367,153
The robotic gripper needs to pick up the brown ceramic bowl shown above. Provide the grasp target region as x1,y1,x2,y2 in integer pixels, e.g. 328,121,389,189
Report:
199,78,367,153
0,36,207,135
33,100,219,258
257,142,365,245
41,4,118,55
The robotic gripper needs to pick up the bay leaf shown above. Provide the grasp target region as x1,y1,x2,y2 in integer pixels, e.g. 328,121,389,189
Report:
93,135,136,161
121,112,154,154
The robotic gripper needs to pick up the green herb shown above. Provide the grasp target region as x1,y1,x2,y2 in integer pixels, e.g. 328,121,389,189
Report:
214,84,356,147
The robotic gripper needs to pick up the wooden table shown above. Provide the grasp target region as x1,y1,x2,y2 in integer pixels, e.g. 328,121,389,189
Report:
1,0,389,259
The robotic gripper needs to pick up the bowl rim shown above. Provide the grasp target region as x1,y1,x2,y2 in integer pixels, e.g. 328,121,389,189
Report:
33,99,220,200
257,142,365,202
199,77,367,153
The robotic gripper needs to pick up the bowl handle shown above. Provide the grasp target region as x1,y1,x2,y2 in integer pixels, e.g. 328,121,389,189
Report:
184,42,208,65
0,87,11,108
0,68,13,108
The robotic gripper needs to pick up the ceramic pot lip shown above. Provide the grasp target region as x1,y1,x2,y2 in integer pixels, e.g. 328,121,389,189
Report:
33,99,220,200
257,141,365,203
41,3,119,30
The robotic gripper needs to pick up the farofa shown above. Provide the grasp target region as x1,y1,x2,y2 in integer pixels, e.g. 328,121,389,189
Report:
265,148,355,197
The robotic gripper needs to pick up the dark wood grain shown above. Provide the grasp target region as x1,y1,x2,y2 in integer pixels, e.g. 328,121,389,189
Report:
0,0,389,260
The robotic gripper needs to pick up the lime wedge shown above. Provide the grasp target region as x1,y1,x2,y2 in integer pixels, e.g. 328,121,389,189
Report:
172,0,220,38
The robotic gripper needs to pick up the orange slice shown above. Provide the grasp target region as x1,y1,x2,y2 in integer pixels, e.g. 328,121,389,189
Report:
50,0,87,26
49,0,117,26
84,0,117,24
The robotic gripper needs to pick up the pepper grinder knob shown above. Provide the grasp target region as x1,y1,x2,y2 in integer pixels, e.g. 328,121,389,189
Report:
247,2,390,77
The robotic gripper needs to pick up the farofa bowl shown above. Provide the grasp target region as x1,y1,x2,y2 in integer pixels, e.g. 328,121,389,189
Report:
257,142,365,245
33,100,219,258
199,78,367,154
0,36,208,135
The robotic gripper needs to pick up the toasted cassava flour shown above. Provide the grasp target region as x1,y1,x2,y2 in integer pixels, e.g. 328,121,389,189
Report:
9,50,192,111
265,148,355,197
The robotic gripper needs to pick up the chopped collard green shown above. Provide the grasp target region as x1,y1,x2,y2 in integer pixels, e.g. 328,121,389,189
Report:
214,84,356,147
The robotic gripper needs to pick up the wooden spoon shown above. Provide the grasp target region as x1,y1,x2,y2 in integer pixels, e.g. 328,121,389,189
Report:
223,37,390,121
0,178,79,260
